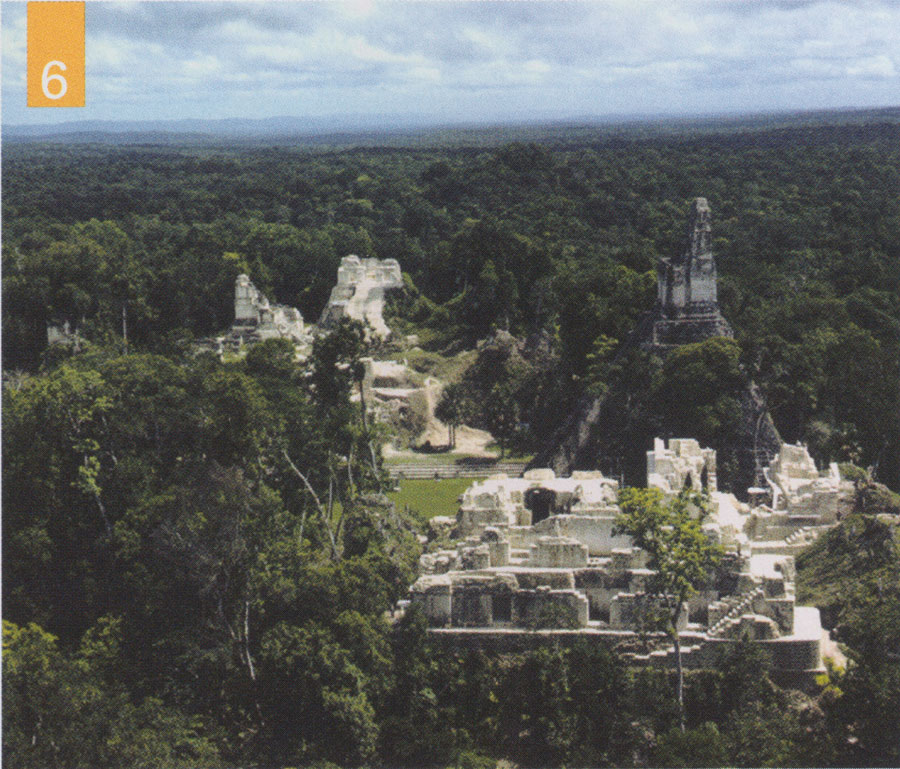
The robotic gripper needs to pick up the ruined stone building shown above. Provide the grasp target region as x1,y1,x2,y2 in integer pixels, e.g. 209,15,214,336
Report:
215,274,314,354
530,197,781,493
319,255,403,338
410,438,853,680
202,255,403,357
357,357,442,448
650,197,734,349
46,318,81,349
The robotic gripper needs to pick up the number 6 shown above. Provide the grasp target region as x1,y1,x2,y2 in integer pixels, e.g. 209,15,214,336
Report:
42,60,68,100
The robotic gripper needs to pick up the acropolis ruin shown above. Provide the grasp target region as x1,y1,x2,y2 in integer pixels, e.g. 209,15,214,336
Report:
410,439,853,680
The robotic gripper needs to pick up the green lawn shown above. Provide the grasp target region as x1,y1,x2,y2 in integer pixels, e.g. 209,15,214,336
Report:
387,477,475,521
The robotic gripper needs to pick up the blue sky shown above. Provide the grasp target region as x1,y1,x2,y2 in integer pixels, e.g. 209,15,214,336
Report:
3,0,899,127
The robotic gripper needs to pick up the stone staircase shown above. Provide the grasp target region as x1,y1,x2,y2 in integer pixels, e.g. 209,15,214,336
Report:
625,639,705,669
707,587,766,638
784,525,824,547
388,462,526,479
752,525,828,555
622,587,771,668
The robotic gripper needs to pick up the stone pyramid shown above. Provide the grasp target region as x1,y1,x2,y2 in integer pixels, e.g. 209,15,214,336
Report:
530,198,780,495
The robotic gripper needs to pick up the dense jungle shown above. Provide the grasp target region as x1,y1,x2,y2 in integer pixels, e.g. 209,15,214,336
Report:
3,114,900,767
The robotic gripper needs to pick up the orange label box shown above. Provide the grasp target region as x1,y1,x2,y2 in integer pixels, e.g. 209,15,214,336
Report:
27,1,85,107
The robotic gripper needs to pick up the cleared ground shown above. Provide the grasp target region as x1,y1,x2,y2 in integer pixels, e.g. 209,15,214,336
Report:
387,477,475,521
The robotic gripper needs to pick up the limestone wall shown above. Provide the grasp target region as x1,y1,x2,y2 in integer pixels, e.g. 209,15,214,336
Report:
765,443,853,520
456,471,621,539
234,274,259,322
656,198,718,316
527,536,589,568
530,515,633,556
647,437,717,494
513,588,589,628
412,445,833,665
319,255,402,338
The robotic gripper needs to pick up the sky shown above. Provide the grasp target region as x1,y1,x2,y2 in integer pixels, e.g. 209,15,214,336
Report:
2,0,899,128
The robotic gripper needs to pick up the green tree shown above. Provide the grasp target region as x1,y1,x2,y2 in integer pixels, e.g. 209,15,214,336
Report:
615,487,722,732
435,382,467,448
257,621,378,766
484,382,520,459
651,336,746,445
492,646,576,767
3,619,218,769
827,556,900,766
652,722,729,768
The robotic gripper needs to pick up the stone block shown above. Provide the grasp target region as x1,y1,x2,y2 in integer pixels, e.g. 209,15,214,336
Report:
463,545,492,571
528,536,588,568
523,468,556,481
610,593,687,632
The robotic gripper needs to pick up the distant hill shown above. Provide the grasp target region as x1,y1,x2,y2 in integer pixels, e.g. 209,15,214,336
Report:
5,106,900,148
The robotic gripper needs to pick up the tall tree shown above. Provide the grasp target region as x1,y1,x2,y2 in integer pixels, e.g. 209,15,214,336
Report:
434,382,466,449
484,382,520,459
615,487,722,732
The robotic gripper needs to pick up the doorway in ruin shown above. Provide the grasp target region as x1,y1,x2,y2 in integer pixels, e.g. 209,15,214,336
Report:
525,487,556,524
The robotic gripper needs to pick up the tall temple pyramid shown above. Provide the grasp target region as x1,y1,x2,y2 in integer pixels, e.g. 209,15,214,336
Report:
648,197,734,349
531,198,781,495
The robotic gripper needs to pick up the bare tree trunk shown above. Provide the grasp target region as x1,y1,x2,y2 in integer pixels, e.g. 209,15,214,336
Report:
83,454,112,537
673,603,685,733
218,596,265,730
283,450,340,559
357,378,368,433
242,599,257,683
93,490,112,537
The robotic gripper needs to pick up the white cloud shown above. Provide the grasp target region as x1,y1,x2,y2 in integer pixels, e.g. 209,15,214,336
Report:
3,0,899,126
846,54,896,78
89,36,130,69
183,54,222,78
1,5,26,90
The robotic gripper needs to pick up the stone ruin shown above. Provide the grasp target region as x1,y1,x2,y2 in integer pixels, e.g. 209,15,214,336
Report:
193,259,443,446
357,357,442,448
530,197,782,494
319,255,403,339
748,442,855,550
46,319,81,349
649,196,733,349
647,437,717,494
199,255,403,357
195,274,314,357
226,274,313,352
763,442,852,522
410,438,854,678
